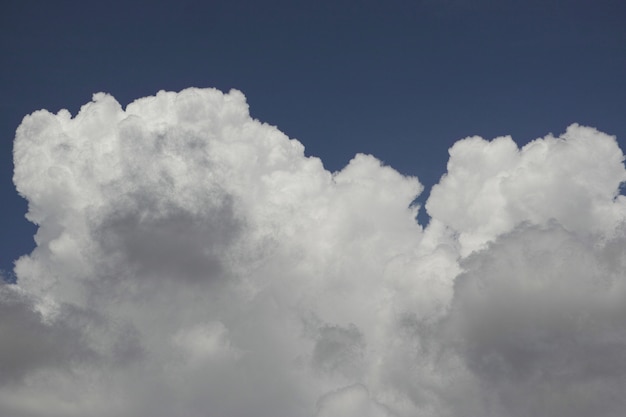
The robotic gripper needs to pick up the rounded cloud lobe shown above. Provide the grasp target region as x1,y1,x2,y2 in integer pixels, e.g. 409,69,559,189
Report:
5,87,626,416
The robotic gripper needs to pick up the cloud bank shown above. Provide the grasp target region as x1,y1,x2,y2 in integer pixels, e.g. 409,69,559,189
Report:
5,87,626,417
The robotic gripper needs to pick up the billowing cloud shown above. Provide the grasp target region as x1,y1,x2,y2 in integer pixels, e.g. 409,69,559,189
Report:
443,223,626,417
4,87,626,416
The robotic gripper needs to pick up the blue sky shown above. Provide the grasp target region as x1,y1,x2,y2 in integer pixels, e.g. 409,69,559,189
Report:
2,0,625,272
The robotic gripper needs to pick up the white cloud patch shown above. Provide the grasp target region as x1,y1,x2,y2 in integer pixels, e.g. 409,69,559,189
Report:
5,87,626,416
426,128,626,255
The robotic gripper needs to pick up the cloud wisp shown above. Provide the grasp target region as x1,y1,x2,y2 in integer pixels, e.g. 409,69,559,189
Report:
4,87,626,417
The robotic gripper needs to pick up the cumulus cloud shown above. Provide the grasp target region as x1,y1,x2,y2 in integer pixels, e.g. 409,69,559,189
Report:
426,127,626,255
443,223,626,417
4,87,626,416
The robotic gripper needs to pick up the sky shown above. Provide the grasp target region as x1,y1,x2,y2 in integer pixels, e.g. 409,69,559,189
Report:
1,1,626,416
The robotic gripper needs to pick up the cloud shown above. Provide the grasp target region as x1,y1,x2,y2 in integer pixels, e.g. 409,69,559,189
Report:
426,127,626,255
315,384,397,417
5,87,626,416
0,284,91,385
441,223,626,417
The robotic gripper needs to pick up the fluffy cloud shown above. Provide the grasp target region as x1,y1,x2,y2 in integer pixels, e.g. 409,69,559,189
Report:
4,87,626,416
439,223,626,417
426,127,626,255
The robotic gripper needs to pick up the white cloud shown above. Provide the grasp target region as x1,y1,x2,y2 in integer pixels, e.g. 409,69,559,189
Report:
426,126,626,255
4,87,626,416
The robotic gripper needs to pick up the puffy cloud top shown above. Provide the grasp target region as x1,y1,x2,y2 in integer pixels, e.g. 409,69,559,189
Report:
4,87,626,417
426,126,626,255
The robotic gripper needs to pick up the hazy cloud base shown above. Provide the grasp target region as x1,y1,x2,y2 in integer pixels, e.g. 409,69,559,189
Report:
4,88,626,417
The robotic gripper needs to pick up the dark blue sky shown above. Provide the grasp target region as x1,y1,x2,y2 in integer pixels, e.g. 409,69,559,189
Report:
2,0,625,274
